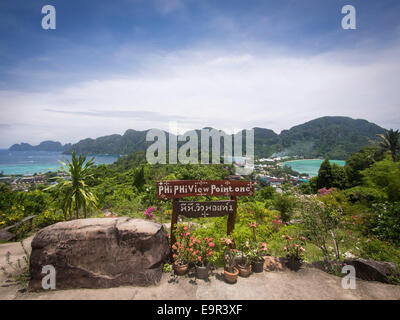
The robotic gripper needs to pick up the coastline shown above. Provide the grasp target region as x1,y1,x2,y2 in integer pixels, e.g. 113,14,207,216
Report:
277,158,346,177
279,158,346,164
0,150,119,176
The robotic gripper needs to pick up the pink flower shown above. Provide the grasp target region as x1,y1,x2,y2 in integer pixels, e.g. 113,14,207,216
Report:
225,238,232,245
208,242,215,248
145,207,155,215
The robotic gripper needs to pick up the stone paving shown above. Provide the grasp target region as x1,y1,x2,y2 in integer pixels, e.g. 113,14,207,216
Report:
1,236,400,300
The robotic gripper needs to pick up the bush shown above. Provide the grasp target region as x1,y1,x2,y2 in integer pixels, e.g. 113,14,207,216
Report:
298,195,343,260
370,202,400,245
359,238,400,269
361,158,400,202
272,194,297,223
345,186,386,204
32,210,65,229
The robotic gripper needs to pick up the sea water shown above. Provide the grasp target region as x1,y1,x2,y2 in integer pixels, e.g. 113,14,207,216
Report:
0,150,119,175
281,159,346,177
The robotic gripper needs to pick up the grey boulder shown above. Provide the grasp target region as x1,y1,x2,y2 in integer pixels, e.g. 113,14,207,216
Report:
29,217,170,290
344,258,400,284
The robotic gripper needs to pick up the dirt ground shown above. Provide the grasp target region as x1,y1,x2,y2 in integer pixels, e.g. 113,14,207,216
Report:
1,236,399,300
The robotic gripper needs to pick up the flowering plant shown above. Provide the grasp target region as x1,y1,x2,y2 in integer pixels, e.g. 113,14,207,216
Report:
282,234,306,260
221,237,237,272
272,216,285,232
318,188,334,196
190,235,215,267
144,207,155,219
172,224,191,265
247,241,269,262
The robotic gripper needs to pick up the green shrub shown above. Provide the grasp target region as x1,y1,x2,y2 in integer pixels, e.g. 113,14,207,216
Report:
370,202,400,245
32,210,65,229
359,238,400,269
272,194,297,223
297,195,343,260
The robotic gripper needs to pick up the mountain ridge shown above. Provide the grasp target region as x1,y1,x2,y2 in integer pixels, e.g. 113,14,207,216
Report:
8,140,71,152
8,117,388,159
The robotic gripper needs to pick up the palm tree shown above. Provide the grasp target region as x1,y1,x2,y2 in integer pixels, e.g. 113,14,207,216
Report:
376,129,400,162
47,152,97,219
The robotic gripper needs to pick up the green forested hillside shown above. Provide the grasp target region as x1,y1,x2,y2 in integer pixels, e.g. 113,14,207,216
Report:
278,117,386,159
62,117,386,159
9,141,71,152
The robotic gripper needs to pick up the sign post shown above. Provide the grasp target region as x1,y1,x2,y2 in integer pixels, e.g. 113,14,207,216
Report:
156,180,254,247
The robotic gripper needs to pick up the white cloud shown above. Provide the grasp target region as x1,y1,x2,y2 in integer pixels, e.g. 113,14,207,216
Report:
154,0,184,14
0,44,399,148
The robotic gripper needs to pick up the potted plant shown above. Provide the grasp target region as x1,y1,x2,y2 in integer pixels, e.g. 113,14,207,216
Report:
171,224,191,275
282,234,306,271
221,237,239,284
191,236,215,280
248,241,268,273
245,222,267,273
236,240,252,277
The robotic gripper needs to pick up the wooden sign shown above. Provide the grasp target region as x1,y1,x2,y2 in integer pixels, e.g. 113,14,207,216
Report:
173,200,236,218
159,179,255,249
157,180,254,199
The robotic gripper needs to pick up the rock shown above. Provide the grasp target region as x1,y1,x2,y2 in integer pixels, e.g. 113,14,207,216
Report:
263,256,286,271
344,259,400,284
29,218,170,290
0,230,15,242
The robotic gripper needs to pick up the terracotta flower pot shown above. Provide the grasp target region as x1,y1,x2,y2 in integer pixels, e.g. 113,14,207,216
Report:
252,259,264,273
174,262,189,276
224,267,239,284
237,264,252,277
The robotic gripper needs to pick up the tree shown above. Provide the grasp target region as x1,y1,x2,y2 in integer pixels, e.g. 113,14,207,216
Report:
331,163,347,189
256,186,277,201
133,166,146,191
47,152,97,219
273,194,297,223
317,158,333,189
345,146,382,187
299,182,313,195
376,129,400,162
298,195,343,260
361,158,400,202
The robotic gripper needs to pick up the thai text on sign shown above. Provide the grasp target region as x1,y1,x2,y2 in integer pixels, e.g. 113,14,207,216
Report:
174,200,236,218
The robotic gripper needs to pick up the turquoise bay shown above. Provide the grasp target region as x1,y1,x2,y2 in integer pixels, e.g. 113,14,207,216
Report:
0,150,119,175
281,159,346,177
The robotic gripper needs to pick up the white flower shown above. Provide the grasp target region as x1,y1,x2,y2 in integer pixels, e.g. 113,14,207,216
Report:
343,251,356,259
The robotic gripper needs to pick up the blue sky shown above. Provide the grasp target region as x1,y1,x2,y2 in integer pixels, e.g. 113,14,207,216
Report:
0,0,400,147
